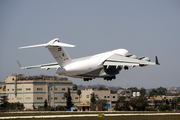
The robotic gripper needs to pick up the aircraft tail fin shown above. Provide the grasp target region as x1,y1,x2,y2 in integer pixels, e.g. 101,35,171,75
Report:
19,38,75,67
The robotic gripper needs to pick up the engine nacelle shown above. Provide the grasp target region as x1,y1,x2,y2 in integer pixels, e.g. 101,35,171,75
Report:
139,57,150,62
127,55,138,59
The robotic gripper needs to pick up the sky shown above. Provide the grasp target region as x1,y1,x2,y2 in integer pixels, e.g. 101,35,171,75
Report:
1,0,180,89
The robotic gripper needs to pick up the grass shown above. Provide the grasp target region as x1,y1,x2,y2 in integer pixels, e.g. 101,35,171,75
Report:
2,115,180,120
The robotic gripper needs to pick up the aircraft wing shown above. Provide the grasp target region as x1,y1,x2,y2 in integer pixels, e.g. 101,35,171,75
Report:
103,54,159,67
17,61,60,70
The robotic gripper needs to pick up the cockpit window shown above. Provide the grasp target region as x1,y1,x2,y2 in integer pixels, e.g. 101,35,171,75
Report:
54,40,59,43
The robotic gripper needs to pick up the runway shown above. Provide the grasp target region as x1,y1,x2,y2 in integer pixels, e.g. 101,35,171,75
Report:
1,112,180,119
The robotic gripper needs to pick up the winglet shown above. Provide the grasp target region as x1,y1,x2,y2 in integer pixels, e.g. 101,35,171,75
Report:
155,56,160,65
17,60,23,69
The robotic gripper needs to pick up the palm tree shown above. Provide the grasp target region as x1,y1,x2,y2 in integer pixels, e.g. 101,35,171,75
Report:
64,92,69,99
77,89,82,103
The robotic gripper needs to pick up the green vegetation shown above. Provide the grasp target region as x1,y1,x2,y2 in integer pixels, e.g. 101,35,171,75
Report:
149,87,167,97
90,92,108,111
66,87,74,109
0,95,24,111
128,87,146,96
114,96,130,111
77,89,82,103
90,93,96,104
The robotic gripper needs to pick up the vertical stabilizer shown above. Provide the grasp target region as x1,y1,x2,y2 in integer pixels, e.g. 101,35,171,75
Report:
48,46,72,67
45,38,75,67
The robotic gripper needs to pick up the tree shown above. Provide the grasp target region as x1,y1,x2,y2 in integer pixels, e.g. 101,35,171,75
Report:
157,86,167,95
128,87,139,92
64,92,69,99
130,96,147,111
32,103,36,110
77,89,82,103
96,99,108,111
44,99,48,108
66,87,74,109
159,104,171,111
0,95,9,110
149,89,158,97
114,96,130,111
73,85,78,91
90,93,96,104
111,90,117,94
17,102,25,111
139,87,146,96
149,87,167,97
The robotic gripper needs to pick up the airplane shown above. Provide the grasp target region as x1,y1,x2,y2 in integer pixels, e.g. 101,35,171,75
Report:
18,38,160,81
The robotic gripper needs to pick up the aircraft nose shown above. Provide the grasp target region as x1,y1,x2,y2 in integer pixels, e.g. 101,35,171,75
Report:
56,68,66,74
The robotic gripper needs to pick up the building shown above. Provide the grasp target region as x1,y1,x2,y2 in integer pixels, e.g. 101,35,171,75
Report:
117,88,132,99
4,74,79,110
80,89,93,104
79,89,122,111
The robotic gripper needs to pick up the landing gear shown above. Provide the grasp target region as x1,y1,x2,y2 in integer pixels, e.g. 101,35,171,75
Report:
124,66,129,70
83,78,93,81
103,76,116,81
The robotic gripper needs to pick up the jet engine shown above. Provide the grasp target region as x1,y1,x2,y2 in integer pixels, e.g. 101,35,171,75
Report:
139,57,150,61
139,57,150,67
126,55,138,59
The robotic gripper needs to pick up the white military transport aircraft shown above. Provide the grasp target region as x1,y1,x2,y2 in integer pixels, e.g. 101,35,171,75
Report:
18,38,160,81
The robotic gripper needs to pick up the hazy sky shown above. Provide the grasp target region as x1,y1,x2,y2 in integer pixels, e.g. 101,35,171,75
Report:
1,0,180,89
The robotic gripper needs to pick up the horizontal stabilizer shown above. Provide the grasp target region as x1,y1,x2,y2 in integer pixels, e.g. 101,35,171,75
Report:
17,60,59,69
18,38,75,49
19,44,46,49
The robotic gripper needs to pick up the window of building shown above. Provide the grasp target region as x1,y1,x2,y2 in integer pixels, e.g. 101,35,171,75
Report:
17,88,22,91
7,89,9,91
62,88,65,91
17,97,22,100
55,88,57,90
75,97,78,99
62,97,65,100
54,97,58,100
26,88,31,90
12,89,14,91
37,88,42,90
111,101,116,104
108,96,110,98
12,98,14,100
113,96,115,98
95,94,98,98
104,96,106,98
12,78,14,80
86,95,89,98
26,97,31,99
37,97,43,100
